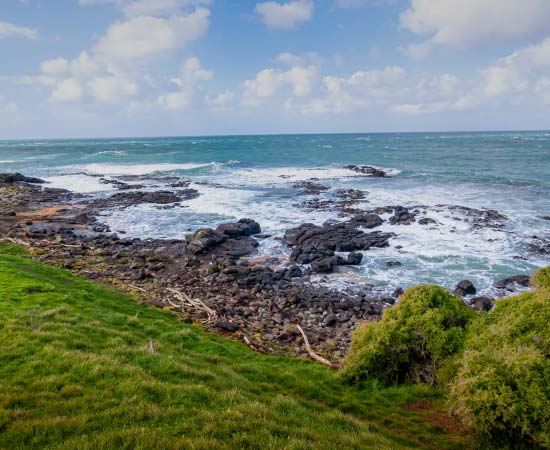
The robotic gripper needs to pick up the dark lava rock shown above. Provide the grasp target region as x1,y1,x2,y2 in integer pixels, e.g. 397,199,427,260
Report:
470,296,493,312
528,236,550,255
453,280,477,297
293,181,329,195
185,228,227,255
323,313,338,327
90,190,198,208
418,217,437,225
392,287,404,298
0,173,45,184
495,275,530,290
389,206,416,225
386,261,402,267
216,218,261,238
344,165,387,177
351,213,383,229
310,256,338,273
284,222,393,273
344,251,363,265
215,321,239,332
542,216,550,221
285,265,303,278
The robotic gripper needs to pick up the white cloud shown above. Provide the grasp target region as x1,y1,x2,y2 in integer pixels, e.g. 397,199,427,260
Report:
95,8,209,62
480,38,550,98
243,65,317,106
401,0,550,54
49,78,83,102
157,57,213,110
398,41,433,60
88,76,138,102
255,0,313,29
0,21,38,39
80,0,209,17
157,91,190,109
40,58,70,75
206,90,235,110
276,52,304,66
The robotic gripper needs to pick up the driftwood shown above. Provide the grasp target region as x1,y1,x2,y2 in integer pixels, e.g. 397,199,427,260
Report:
167,287,217,323
296,324,333,367
0,237,31,247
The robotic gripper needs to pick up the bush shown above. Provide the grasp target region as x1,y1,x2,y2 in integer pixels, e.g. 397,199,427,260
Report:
343,285,476,386
448,288,550,448
532,266,550,290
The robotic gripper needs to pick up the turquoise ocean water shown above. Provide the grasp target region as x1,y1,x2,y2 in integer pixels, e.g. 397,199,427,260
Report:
1,131,549,296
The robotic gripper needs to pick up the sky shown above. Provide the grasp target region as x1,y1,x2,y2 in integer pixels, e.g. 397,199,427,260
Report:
1,0,550,139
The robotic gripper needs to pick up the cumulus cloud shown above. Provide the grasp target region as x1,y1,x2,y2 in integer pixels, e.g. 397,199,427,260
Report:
0,21,38,39
49,78,83,102
88,76,138,103
95,9,209,63
480,38,550,98
243,65,317,106
255,0,313,29
400,0,550,57
79,0,209,17
157,57,214,110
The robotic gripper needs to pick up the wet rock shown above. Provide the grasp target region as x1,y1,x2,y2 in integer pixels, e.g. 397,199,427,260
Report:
216,218,261,238
351,213,383,229
310,256,338,273
392,287,404,298
389,206,416,225
344,251,363,266
528,236,550,255
344,165,387,177
323,313,338,327
495,275,530,290
284,222,393,273
386,261,402,267
418,217,437,225
89,190,197,209
470,296,493,312
293,181,329,195
0,173,45,184
215,321,239,332
453,280,476,297
186,228,227,255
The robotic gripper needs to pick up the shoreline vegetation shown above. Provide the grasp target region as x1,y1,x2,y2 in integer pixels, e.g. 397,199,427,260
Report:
1,172,549,448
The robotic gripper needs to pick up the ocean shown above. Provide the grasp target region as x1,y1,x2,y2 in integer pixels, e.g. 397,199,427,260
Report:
1,131,549,297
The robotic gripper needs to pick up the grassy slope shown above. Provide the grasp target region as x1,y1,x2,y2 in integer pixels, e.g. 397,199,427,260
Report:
0,244,465,450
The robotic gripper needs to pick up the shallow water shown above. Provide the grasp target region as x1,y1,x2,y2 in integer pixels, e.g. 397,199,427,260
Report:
1,131,549,296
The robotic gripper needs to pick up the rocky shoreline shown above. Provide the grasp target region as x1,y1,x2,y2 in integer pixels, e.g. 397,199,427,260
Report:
0,170,546,363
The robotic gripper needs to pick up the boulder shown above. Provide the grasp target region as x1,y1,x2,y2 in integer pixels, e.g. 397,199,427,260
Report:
351,213,383,229
310,256,338,273
216,218,261,238
344,165,387,177
389,206,416,225
453,280,476,297
494,275,530,290
470,296,493,312
322,313,338,327
0,173,45,184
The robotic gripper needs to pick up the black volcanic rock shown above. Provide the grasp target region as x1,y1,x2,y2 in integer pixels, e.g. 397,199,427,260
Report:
0,173,45,184
453,280,476,297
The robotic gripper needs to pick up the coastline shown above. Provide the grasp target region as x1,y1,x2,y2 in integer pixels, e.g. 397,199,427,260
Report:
1,171,545,362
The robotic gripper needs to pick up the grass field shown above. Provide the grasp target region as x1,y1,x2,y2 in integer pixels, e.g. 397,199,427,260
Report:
0,244,466,449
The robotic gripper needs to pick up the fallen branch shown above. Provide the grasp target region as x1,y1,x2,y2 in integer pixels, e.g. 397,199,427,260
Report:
295,324,333,367
0,237,31,247
166,287,217,323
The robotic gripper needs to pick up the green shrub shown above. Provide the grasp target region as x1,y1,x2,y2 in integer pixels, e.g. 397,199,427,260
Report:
448,289,550,448
532,266,550,290
343,285,476,386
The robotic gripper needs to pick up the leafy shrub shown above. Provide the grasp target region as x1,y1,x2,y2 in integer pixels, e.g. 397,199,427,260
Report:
343,285,476,386
448,287,550,448
532,266,550,290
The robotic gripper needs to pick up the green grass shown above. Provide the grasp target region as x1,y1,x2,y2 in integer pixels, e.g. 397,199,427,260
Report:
0,244,465,450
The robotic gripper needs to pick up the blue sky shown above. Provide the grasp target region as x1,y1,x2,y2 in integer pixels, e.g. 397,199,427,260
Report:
1,0,550,138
